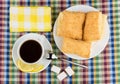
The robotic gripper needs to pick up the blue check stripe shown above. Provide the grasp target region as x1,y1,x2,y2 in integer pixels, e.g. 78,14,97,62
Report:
46,65,51,84
108,1,116,83
46,0,51,6
4,0,10,84
68,58,72,84
27,0,30,6
88,59,94,84
25,73,30,84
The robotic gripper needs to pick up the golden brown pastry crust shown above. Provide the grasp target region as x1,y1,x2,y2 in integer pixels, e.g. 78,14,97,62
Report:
62,37,91,58
57,11,85,40
101,14,107,38
83,11,102,41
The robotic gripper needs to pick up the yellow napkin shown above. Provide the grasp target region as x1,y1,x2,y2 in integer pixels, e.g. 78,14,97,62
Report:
10,7,51,32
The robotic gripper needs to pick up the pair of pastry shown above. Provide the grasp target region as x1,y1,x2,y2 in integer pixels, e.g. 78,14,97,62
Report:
56,11,107,58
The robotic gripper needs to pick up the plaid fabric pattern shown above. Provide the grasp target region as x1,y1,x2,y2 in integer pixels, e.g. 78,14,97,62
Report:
0,0,120,84
10,7,51,32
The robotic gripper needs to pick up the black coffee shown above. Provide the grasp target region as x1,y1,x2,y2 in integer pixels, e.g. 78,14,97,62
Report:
20,40,42,63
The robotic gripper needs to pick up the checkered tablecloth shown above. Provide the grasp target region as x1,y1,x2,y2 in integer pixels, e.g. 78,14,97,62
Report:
0,0,120,84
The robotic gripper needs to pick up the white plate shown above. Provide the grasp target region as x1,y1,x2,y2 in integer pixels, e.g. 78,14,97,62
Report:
53,5,110,60
12,33,52,73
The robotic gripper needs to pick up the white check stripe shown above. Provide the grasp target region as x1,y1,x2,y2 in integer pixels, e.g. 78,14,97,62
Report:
24,22,31,29
37,8,44,16
24,8,31,15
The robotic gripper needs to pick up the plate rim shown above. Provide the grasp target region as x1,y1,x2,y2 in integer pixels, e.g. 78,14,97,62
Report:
53,5,110,60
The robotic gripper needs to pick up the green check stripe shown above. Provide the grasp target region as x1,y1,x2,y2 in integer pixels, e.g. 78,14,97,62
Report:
113,0,120,83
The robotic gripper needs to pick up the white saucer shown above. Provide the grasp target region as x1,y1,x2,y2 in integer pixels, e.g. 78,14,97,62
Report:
12,33,52,73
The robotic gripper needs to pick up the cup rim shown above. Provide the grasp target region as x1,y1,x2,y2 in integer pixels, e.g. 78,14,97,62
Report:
17,38,44,65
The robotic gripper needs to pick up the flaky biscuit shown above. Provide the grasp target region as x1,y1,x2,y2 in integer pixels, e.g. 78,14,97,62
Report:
62,37,91,58
101,14,107,38
83,11,102,41
57,11,85,40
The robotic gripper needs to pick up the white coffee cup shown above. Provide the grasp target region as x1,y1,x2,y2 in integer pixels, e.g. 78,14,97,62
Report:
17,34,45,64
